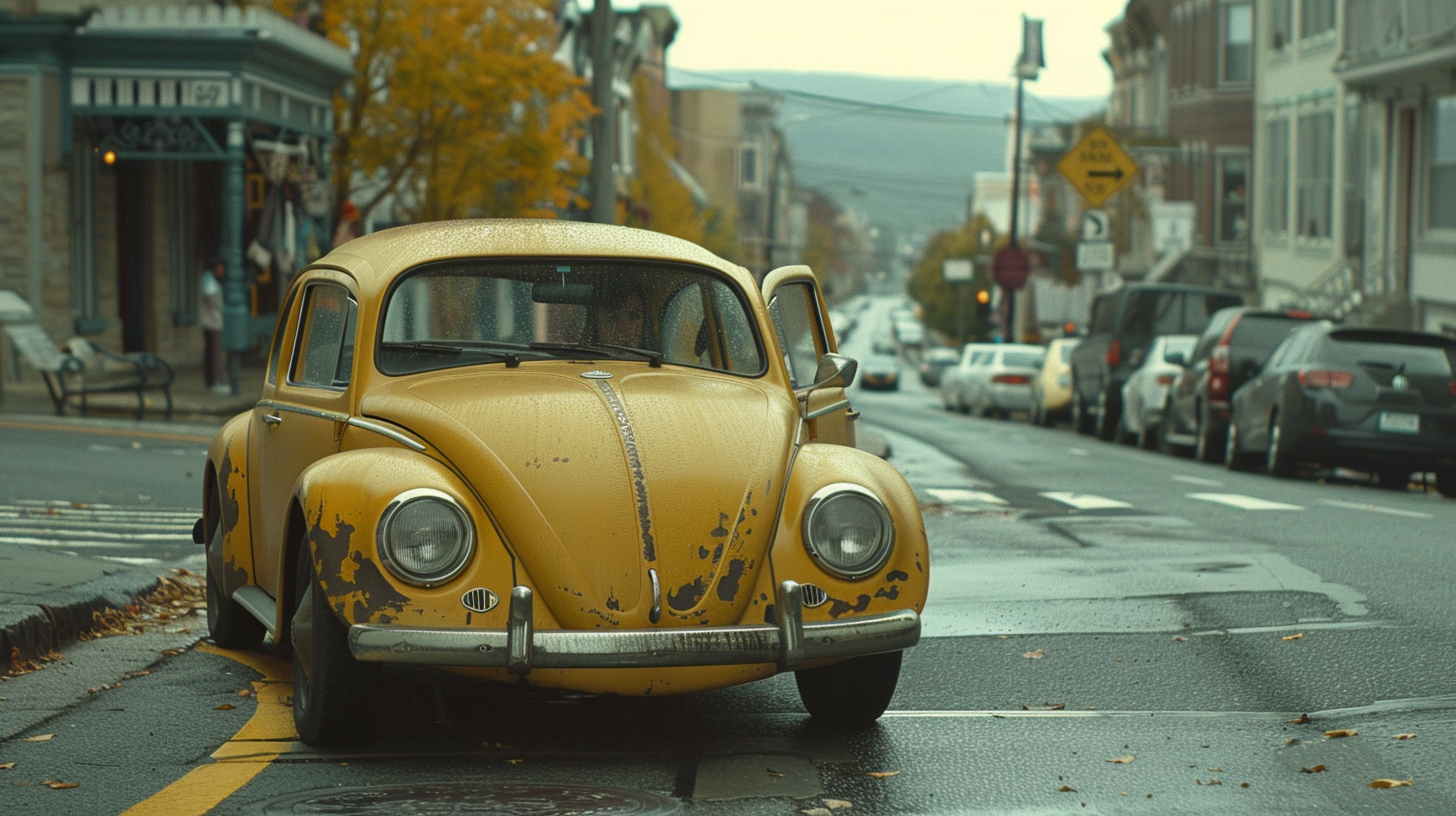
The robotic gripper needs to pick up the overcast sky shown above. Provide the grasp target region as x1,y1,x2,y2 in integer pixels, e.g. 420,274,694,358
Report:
650,0,1128,99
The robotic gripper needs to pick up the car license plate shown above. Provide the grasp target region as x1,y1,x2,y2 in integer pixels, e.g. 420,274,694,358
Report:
1378,412,1419,434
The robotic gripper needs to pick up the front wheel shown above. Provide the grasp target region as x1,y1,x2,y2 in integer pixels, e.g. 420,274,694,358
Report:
1072,388,1094,435
1195,406,1226,464
1224,423,1256,471
1094,390,1120,442
292,546,375,746
796,651,901,725
1375,468,1410,491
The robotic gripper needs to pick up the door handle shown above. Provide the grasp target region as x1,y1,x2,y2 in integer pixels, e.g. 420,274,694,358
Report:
262,413,282,426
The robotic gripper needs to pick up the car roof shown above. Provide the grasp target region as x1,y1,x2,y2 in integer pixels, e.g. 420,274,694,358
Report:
311,219,755,300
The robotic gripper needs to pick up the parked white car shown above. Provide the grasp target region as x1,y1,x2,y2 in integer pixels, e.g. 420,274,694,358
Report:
1119,334,1197,448
942,343,1045,418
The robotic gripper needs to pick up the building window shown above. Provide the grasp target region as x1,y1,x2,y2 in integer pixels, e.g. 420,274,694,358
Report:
1431,95,1456,231
739,143,760,189
1296,110,1334,239
1269,0,1292,50
1264,118,1290,234
1217,154,1250,242
1221,3,1252,83
1300,0,1335,39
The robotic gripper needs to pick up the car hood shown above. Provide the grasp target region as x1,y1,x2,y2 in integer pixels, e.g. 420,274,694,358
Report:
359,365,795,629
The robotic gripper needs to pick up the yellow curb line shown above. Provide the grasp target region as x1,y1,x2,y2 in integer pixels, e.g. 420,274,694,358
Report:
119,643,296,816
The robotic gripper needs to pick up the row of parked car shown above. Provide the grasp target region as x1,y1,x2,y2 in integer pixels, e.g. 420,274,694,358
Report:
929,282,1456,497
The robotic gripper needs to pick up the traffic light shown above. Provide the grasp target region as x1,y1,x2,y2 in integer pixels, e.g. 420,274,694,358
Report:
975,288,992,319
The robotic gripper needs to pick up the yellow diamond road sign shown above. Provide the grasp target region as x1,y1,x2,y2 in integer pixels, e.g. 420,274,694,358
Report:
1057,126,1139,208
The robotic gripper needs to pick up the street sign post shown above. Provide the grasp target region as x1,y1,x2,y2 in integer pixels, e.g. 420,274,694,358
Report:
942,259,973,282
1057,127,1138,208
1077,241,1115,272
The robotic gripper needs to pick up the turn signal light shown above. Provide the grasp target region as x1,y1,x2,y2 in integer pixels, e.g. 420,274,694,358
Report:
1106,339,1121,365
992,374,1031,385
1156,375,1176,386
1298,369,1355,389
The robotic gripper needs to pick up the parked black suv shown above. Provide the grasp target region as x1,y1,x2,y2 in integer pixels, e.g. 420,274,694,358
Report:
1069,283,1244,440
1160,306,1321,461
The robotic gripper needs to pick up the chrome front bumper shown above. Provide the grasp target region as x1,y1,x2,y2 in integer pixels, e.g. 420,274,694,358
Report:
348,580,920,675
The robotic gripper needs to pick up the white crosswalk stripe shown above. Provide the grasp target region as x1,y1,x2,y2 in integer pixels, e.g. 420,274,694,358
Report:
1040,492,1134,510
1186,493,1304,511
926,488,1008,505
0,500,200,563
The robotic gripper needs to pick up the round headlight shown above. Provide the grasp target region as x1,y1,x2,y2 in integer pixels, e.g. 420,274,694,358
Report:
802,484,894,579
377,489,474,586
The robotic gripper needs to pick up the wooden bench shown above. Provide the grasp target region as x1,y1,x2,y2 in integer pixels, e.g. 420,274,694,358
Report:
3,324,174,420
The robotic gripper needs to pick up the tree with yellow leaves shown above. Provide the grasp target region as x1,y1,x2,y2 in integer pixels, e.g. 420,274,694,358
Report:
275,0,593,228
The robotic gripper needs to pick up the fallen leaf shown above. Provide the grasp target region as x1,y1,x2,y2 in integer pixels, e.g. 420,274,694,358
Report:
802,809,832,816
865,771,901,778
24,735,53,743
1241,783,1250,788
41,780,79,789
1288,714,1311,724
1301,765,1327,774
1021,703,1066,710
237,689,255,698
505,759,523,765
1282,633,1303,641
1172,636,1188,642
214,704,235,711
1369,779,1412,789
823,800,852,810
1392,734,1416,740
1108,755,1135,764
0,763,14,770
122,670,150,679
1058,785,1077,792
1284,738,1302,746
1207,768,1223,773
1324,729,1358,739
767,769,785,778
1022,649,1046,659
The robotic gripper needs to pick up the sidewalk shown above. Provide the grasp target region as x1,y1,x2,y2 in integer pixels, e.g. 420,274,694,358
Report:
0,359,266,673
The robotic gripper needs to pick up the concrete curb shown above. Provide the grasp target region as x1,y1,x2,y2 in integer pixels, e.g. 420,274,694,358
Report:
2,570,163,670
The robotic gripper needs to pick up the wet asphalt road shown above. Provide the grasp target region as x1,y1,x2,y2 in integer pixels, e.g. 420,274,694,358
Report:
1,297,1454,814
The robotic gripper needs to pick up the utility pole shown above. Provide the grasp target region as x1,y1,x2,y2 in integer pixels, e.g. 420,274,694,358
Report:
589,0,615,224
1000,15,1043,344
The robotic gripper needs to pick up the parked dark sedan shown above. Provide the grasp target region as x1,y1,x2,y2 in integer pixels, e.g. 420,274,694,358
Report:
860,354,902,390
1161,307,1321,461
1224,323,1456,495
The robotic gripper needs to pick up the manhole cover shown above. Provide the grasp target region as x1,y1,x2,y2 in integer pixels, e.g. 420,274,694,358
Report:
250,783,681,815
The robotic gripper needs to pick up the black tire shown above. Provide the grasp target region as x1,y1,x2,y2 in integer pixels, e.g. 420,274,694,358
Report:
1194,405,1226,464
204,510,265,650
1072,387,1094,435
1375,469,1410,491
796,651,901,725
1224,423,1255,471
1265,413,1297,479
1094,390,1120,442
292,546,375,746
1138,422,1157,450
1030,389,1046,426
1435,470,1456,498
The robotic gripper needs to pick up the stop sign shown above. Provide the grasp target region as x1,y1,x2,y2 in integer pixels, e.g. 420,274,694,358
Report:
992,246,1031,290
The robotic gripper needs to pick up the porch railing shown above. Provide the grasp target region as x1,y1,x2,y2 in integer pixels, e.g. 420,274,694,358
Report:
1284,256,1388,321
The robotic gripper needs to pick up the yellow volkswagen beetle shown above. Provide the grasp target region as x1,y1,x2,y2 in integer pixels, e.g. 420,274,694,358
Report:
198,220,928,745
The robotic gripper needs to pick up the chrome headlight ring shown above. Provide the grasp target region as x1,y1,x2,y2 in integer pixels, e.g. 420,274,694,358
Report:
801,483,895,580
376,488,475,587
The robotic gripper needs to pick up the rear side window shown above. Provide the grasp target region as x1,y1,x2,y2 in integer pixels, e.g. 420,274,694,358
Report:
1089,296,1117,333
1319,337,1456,377
1230,316,1309,364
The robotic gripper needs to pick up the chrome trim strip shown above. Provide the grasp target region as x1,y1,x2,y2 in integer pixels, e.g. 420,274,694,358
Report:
593,379,657,562
507,586,533,675
233,585,278,634
256,400,348,424
805,398,851,420
648,568,661,624
346,417,427,452
349,583,920,670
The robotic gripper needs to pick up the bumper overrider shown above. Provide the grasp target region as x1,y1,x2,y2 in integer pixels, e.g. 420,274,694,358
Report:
349,580,921,675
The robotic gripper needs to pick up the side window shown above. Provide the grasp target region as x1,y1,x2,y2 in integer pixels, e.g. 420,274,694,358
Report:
266,285,301,386
662,282,710,366
290,284,357,389
767,281,825,388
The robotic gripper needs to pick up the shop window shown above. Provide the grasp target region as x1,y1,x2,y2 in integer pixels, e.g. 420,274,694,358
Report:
1269,0,1293,50
1300,0,1335,39
1217,154,1250,242
1221,3,1252,83
740,143,761,189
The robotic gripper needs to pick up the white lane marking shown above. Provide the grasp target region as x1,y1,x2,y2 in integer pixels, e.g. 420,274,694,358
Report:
1041,492,1133,510
1187,493,1304,511
1067,448,1089,457
1173,474,1223,487
1318,499,1433,519
927,488,1008,505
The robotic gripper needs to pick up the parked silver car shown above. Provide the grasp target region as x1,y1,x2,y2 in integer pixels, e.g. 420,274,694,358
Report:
1119,334,1197,448
942,343,1045,418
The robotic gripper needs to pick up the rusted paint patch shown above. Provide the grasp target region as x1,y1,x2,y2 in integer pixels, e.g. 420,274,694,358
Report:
605,591,620,611
595,379,656,562
306,510,409,624
715,559,747,602
218,440,240,539
698,545,711,560
875,586,900,601
827,594,872,619
339,554,410,624
887,570,909,582
710,512,729,538
667,577,707,612
224,558,250,589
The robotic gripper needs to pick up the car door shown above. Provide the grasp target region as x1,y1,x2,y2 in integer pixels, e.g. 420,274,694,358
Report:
249,274,359,598
762,265,854,447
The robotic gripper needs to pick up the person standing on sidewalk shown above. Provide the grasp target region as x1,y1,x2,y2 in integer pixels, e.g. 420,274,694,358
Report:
200,260,229,395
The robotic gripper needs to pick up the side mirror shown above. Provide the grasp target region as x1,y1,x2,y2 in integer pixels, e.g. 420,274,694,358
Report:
808,353,857,391
1164,351,1187,367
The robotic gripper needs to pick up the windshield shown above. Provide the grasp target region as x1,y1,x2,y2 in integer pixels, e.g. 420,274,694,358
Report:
378,261,764,377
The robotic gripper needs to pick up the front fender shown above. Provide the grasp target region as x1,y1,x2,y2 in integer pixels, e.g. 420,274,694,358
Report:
769,442,929,623
206,413,254,601
292,449,520,632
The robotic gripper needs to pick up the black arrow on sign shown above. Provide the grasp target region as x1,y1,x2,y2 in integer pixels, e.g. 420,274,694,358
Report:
1088,167,1125,180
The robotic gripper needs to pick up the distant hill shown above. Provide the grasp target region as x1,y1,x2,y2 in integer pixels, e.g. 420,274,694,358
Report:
669,69,1105,243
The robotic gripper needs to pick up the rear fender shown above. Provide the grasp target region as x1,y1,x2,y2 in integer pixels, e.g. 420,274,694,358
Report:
768,443,929,624
290,449,521,632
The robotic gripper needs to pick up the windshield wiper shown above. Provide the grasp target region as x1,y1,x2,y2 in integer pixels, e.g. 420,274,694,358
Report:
384,342,520,368
529,342,663,367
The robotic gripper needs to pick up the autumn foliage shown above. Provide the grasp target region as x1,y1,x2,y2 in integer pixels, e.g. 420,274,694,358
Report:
277,0,594,227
